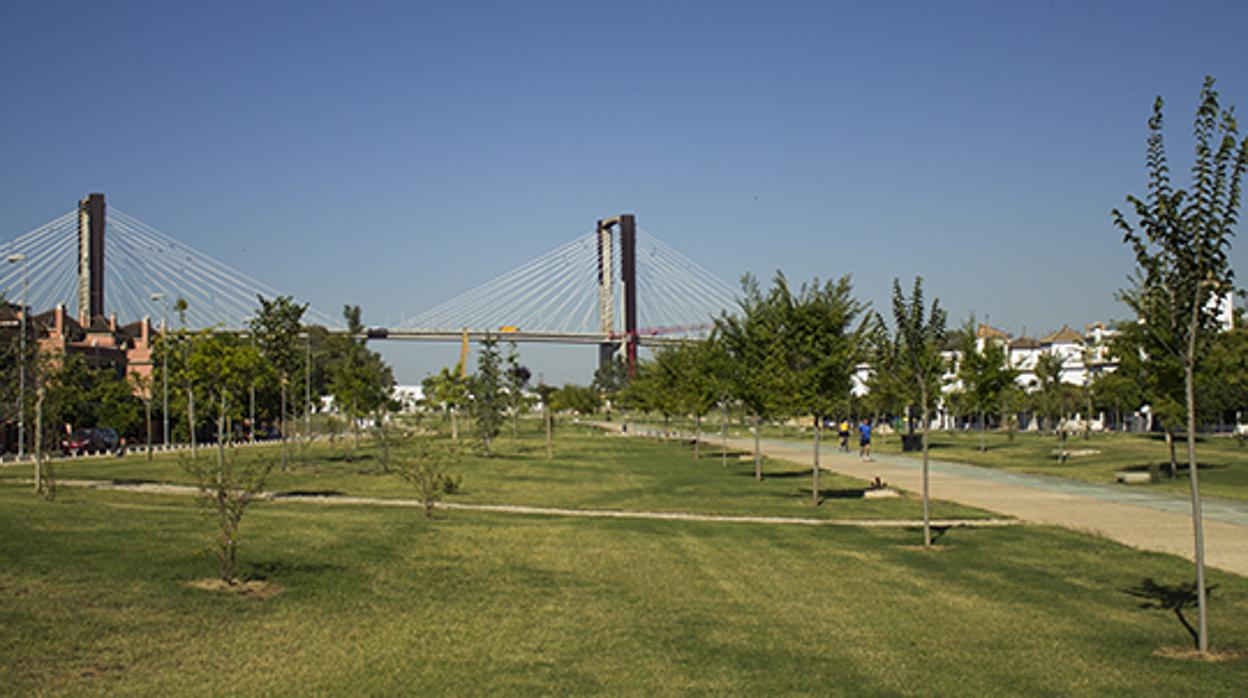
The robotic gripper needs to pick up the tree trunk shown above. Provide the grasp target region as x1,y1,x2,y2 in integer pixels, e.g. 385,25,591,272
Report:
188,384,197,457
280,382,288,470
1085,393,1093,440
753,413,762,481
1184,349,1208,653
812,416,821,506
694,414,701,459
978,408,986,452
721,402,728,467
1165,430,1177,478
450,406,459,442
217,393,227,470
921,389,931,548
544,402,552,459
351,399,360,458
33,388,43,497
145,396,153,461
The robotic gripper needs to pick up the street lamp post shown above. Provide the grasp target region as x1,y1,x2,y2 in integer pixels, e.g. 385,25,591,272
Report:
151,293,169,449
243,317,255,443
7,253,28,461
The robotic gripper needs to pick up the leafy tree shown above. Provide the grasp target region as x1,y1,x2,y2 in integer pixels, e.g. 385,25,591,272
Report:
422,367,470,442
553,384,601,415
955,320,1017,452
470,336,504,455
772,273,867,505
891,277,947,547
1030,351,1075,461
1197,325,1248,428
1111,76,1247,654
1110,312,1186,472
1090,369,1143,432
251,295,308,467
327,306,395,457
716,273,787,481
681,338,731,460
863,316,906,434
504,342,531,446
592,355,629,418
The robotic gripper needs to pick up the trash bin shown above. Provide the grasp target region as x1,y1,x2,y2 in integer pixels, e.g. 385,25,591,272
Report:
901,434,923,452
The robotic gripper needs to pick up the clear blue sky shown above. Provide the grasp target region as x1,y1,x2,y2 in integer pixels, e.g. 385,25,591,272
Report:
3,1,1247,384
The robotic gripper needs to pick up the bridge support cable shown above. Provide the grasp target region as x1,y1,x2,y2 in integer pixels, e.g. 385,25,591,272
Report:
1,212,80,314
107,209,337,328
400,231,605,334
397,219,740,356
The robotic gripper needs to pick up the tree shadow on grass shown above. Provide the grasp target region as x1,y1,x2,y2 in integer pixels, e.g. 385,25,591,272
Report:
325,453,374,463
243,559,348,581
1123,578,1217,649
895,525,951,545
792,487,871,501
270,489,347,498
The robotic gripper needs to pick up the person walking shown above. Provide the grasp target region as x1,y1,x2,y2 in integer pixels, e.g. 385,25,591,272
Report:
858,418,872,461
837,419,850,452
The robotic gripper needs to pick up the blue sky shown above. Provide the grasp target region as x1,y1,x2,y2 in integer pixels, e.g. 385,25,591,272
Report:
3,1,1247,384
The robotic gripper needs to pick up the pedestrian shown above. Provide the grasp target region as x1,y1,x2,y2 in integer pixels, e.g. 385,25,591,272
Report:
858,418,872,461
837,419,850,452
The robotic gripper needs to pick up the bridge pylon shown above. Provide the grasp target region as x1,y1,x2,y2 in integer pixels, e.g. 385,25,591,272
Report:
596,214,637,378
77,193,106,324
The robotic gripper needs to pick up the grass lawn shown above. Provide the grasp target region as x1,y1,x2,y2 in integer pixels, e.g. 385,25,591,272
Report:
700,415,1248,503
0,423,991,521
2,482,1246,695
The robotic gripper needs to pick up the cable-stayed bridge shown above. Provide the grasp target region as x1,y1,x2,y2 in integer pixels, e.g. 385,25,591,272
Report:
2,195,738,372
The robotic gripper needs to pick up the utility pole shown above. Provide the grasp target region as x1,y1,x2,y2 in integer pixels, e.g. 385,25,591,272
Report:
304,332,311,443
7,253,28,461
244,317,256,442
152,293,169,448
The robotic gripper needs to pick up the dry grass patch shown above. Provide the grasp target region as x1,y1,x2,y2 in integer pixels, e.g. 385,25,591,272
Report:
185,578,284,600
1152,646,1248,662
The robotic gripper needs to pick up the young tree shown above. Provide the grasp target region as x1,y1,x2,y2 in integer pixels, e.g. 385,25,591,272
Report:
716,274,787,481
534,382,557,458
251,295,308,468
327,307,395,458
471,336,504,455
393,436,462,518
180,332,270,584
552,383,601,416
1111,76,1247,654
504,342,531,447
183,448,274,584
422,367,469,442
773,273,867,505
891,277,947,547
956,321,1017,452
1031,351,1073,461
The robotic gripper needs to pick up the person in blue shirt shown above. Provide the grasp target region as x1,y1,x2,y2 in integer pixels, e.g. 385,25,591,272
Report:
857,418,872,461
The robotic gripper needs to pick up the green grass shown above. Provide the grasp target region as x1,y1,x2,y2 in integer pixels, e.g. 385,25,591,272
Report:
1,482,1246,696
0,423,991,521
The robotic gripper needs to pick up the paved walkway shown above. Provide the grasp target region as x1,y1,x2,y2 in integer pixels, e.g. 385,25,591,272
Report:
45,478,1017,529
640,426,1248,578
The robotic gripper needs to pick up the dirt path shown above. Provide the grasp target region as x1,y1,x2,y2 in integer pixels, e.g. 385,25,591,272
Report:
616,424,1248,578
44,478,1016,529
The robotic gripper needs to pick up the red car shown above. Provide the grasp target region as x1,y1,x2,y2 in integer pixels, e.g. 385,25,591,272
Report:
61,428,123,456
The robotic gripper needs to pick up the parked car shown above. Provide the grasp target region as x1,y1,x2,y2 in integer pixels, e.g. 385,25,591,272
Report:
61,428,124,456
